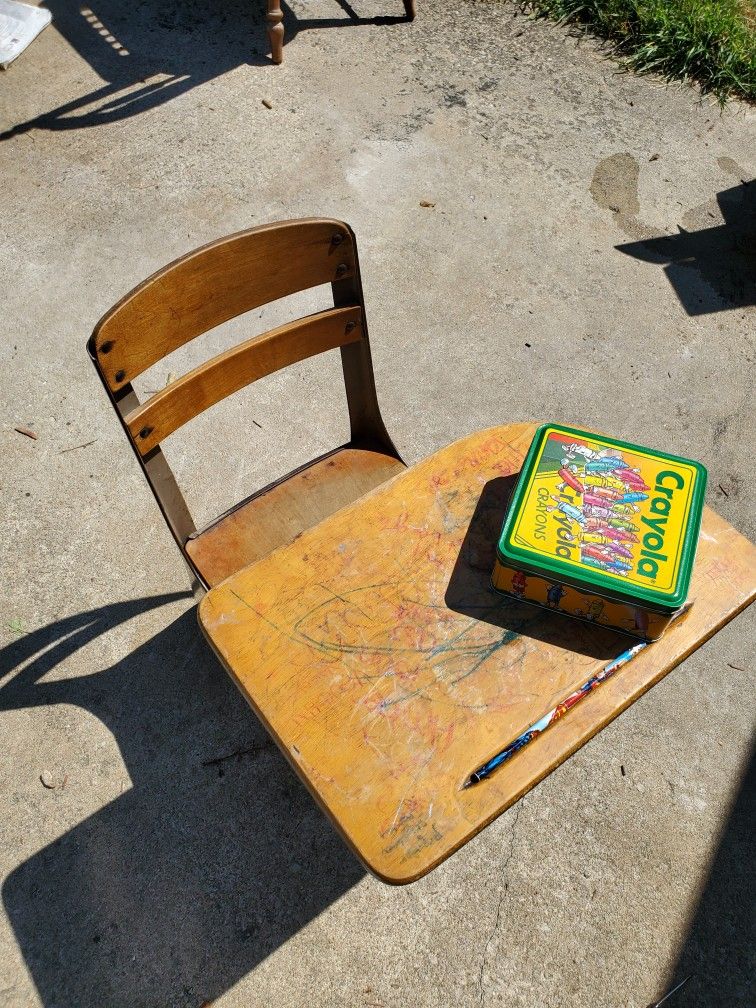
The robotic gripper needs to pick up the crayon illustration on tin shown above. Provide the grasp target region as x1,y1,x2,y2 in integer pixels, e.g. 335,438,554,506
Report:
547,438,647,577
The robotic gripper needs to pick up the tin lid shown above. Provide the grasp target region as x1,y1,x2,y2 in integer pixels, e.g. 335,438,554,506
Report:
497,424,707,611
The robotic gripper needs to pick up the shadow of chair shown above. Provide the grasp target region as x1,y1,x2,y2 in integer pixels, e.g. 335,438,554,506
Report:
0,595,364,1006
0,0,413,138
617,182,756,316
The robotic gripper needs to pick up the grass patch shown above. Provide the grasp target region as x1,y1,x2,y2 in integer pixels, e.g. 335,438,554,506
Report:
521,0,756,102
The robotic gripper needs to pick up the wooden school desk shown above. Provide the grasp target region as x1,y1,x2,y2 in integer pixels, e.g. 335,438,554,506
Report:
198,424,756,884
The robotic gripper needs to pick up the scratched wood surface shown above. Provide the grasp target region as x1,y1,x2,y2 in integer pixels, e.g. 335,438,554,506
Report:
198,423,756,883
187,447,407,587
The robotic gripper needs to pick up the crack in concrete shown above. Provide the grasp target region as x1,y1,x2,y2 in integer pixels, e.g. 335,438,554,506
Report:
476,801,522,1008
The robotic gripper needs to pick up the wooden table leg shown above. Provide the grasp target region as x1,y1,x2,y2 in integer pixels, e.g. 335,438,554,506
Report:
266,0,284,64
402,0,416,20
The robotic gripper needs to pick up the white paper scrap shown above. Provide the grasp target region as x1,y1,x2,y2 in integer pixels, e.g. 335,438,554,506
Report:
0,0,52,69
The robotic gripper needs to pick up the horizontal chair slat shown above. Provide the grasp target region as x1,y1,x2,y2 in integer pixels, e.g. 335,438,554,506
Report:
125,305,363,455
93,219,356,391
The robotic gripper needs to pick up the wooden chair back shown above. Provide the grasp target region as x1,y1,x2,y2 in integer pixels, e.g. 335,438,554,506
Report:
88,219,401,587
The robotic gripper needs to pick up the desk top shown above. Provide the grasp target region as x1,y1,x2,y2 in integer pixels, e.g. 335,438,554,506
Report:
198,424,756,883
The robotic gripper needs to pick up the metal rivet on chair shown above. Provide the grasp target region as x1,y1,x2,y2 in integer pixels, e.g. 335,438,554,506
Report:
115,369,126,383
99,341,114,354
335,263,348,278
345,320,357,334
139,426,153,440
332,233,344,245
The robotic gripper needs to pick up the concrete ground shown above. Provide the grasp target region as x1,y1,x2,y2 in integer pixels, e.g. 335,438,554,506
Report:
1,1,754,1005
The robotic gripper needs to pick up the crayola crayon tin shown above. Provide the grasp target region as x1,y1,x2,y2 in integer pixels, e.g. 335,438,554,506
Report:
492,424,707,640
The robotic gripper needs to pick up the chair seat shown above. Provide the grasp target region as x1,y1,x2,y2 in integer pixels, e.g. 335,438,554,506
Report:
186,445,406,586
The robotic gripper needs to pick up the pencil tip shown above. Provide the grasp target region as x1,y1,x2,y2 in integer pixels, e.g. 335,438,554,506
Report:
461,779,472,790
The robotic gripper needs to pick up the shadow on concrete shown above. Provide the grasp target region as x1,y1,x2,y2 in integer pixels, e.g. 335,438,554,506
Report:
617,182,756,316
0,0,411,138
444,475,624,660
0,595,364,1007
658,741,755,1008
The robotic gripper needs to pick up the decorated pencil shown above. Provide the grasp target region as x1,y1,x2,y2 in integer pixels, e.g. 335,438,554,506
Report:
462,602,693,789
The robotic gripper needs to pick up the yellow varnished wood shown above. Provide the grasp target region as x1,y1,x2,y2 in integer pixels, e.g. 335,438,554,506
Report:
198,424,756,883
125,306,363,455
93,219,356,390
187,446,407,587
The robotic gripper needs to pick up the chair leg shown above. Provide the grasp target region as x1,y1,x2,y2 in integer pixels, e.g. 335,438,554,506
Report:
402,0,416,20
267,0,284,64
